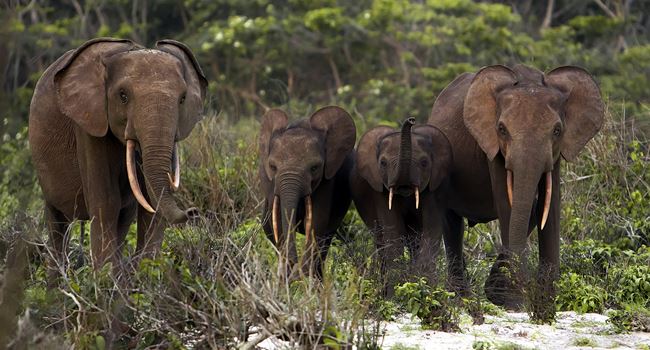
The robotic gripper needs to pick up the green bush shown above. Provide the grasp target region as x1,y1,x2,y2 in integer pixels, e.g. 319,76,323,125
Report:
555,273,607,314
609,264,650,307
394,278,458,331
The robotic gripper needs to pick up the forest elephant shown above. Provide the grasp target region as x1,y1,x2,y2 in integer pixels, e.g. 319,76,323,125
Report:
350,118,454,294
428,64,604,307
29,38,207,273
259,106,356,278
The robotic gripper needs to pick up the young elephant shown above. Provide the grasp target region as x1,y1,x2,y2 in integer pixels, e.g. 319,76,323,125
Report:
29,38,207,272
350,118,453,292
259,106,356,277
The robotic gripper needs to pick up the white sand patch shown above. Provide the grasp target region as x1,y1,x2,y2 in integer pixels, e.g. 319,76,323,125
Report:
251,311,649,349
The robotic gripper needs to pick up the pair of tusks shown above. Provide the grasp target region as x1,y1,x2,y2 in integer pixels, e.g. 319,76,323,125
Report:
387,186,420,211
506,170,552,230
126,140,181,214
271,196,314,248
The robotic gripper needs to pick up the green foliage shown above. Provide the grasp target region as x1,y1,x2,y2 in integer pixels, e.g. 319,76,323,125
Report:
555,273,607,314
394,278,458,331
609,264,650,307
608,304,650,333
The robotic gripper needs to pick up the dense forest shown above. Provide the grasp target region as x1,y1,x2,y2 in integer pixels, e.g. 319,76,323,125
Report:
0,0,649,349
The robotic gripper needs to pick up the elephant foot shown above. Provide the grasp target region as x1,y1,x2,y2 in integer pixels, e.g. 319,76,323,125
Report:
484,256,524,310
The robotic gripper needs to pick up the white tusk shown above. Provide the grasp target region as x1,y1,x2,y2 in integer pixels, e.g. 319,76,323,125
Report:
126,140,155,213
415,186,420,210
506,169,513,207
167,143,180,191
272,196,280,244
388,187,394,211
304,196,313,250
540,172,552,230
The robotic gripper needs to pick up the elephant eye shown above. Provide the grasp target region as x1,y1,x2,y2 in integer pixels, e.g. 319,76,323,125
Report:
379,159,387,168
119,90,128,104
310,164,319,173
269,164,277,172
497,122,508,136
180,95,186,104
553,124,562,137
420,158,429,168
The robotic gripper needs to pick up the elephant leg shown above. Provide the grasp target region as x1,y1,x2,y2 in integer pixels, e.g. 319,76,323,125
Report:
45,204,71,285
116,203,136,263
309,232,335,280
376,217,407,296
536,165,560,282
443,211,467,294
416,197,444,282
136,209,165,260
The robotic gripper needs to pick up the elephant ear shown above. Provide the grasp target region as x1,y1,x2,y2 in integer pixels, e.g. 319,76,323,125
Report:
545,66,605,162
54,38,136,137
155,39,208,140
414,125,452,191
356,126,394,192
309,106,356,179
463,65,517,161
259,109,289,180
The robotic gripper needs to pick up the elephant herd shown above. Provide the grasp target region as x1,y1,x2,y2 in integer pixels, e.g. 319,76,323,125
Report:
29,38,605,307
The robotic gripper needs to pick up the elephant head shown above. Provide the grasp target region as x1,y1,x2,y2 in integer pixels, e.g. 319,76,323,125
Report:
259,106,355,261
463,64,604,253
356,118,452,209
54,38,207,224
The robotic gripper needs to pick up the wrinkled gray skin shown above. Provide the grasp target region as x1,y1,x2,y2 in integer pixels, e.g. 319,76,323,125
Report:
29,38,207,272
351,118,453,294
428,64,604,307
259,106,356,278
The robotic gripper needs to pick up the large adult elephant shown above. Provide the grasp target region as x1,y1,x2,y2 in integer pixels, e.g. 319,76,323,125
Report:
428,64,604,306
29,38,207,271
259,106,356,278
350,118,454,292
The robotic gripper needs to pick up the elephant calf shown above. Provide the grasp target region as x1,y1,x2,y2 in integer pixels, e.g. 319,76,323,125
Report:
29,38,206,273
258,106,356,278
350,118,455,293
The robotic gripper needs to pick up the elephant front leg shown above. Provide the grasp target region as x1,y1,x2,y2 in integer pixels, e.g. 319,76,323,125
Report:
415,196,444,282
45,204,72,286
136,206,165,261
442,211,468,294
375,215,407,296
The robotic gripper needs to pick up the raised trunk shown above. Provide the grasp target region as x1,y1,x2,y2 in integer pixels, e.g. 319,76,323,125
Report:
396,118,415,184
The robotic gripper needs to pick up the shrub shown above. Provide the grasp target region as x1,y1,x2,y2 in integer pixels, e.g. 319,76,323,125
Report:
555,273,607,313
609,264,650,307
608,304,650,333
394,278,459,331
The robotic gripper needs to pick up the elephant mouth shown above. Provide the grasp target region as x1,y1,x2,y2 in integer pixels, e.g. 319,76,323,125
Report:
388,186,420,210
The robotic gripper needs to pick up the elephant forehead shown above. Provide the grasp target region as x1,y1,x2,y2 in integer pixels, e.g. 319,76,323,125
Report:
498,88,565,122
270,131,323,157
379,133,429,153
106,50,184,82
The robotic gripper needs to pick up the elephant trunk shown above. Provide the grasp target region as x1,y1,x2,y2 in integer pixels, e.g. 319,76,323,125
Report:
140,141,188,224
277,173,304,264
507,161,544,254
396,117,415,185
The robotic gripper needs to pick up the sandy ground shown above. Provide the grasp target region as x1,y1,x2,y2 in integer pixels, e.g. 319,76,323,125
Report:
256,311,650,349
379,311,650,350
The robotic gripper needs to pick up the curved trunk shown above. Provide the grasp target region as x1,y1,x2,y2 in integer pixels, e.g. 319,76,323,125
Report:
396,118,415,184
136,101,187,224
141,143,188,224
507,162,543,254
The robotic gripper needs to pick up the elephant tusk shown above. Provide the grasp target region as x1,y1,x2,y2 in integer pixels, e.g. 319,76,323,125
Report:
126,140,155,213
272,196,280,244
167,143,180,191
304,196,313,250
540,172,552,230
506,169,513,207
414,186,420,210
388,187,394,211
